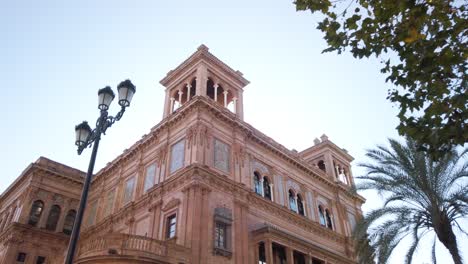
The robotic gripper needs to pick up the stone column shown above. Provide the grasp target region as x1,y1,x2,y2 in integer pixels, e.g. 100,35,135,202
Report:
253,242,260,263
237,90,244,120
233,97,238,113
286,247,294,264
178,89,183,106
38,201,52,228
170,97,175,113
223,90,228,107
214,83,219,102
56,205,69,233
195,64,208,96
294,195,299,213
259,178,265,197
186,84,192,101
185,182,211,264
265,239,273,264
148,200,162,239
163,92,171,118
269,183,274,202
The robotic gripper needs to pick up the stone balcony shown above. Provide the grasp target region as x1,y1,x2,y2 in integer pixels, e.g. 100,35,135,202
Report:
76,233,190,264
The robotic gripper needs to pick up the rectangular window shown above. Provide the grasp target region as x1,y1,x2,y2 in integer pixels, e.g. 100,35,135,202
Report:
104,190,115,216
166,214,177,239
170,140,185,173
86,201,98,227
123,177,136,204
16,252,26,262
214,222,227,249
214,139,230,173
36,256,46,264
144,164,157,192
213,207,232,257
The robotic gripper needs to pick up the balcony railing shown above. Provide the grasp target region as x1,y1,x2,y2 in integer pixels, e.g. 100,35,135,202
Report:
78,233,167,259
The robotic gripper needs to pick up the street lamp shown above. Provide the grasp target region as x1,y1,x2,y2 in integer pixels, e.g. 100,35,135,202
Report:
65,80,136,264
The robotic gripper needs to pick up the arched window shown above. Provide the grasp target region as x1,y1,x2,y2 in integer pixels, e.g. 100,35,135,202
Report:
318,160,326,172
206,78,215,100
45,205,61,231
63,210,76,235
263,177,271,200
28,200,44,226
190,78,196,98
318,205,326,226
297,194,305,216
325,209,333,230
254,172,262,195
289,190,297,212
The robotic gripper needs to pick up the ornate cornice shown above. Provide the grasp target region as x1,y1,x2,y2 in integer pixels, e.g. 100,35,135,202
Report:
83,164,349,252
252,224,356,264
160,45,249,88
88,96,363,204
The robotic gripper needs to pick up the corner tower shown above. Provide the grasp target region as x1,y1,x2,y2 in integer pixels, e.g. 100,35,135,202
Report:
160,45,250,120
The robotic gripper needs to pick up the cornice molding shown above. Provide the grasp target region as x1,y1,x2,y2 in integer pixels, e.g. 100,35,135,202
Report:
89,97,363,203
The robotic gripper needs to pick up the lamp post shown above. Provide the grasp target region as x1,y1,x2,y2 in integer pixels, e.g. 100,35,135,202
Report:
65,80,136,264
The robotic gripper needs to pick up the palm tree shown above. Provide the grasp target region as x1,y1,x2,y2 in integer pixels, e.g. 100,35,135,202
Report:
354,138,468,264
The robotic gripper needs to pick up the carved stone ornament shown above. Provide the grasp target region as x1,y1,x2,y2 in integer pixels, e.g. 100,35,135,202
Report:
157,144,168,166
286,179,301,194
186,122,212,149
52,194,64,204
162,198,181,211
233,142,246,167
251,159,269,175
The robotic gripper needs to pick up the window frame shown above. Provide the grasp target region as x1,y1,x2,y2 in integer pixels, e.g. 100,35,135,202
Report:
169,139,186,174
16,252,27,263
297,194,305,216
123,176,136,204
86,201,98,227
213,138,231,173
104,189,116,216
45,204,61,231
165,213,177,239
143,163,157,193
62,209,76,235
28,200,44,227
289,189,298,213
263,176,272,200
318,205,326,226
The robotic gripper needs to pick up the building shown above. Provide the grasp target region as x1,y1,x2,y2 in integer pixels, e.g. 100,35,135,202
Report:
0,45,365,264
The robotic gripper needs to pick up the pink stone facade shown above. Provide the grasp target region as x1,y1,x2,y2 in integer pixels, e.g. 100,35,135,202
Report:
0,46,364,264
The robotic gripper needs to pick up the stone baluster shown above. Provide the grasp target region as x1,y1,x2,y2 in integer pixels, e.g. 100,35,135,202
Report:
265,239,273,264
178,90,183,106
186,84,192,101
233,97,238,113
294,195,299,213
259,178,265,197
170,97,175,112
269,183,274,202
214,83,219,102
223,90,228,107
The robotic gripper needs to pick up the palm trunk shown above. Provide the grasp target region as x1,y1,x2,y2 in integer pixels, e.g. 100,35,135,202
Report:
435,222,463,264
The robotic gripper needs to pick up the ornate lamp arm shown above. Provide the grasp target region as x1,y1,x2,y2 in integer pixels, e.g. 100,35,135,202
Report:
77,106,126,154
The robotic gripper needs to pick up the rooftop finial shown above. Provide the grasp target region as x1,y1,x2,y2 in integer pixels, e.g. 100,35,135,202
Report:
197,44,209,51
320,134,329,142
313,138,321,145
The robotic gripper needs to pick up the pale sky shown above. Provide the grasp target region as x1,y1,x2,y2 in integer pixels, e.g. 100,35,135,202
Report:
1,1,465,263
